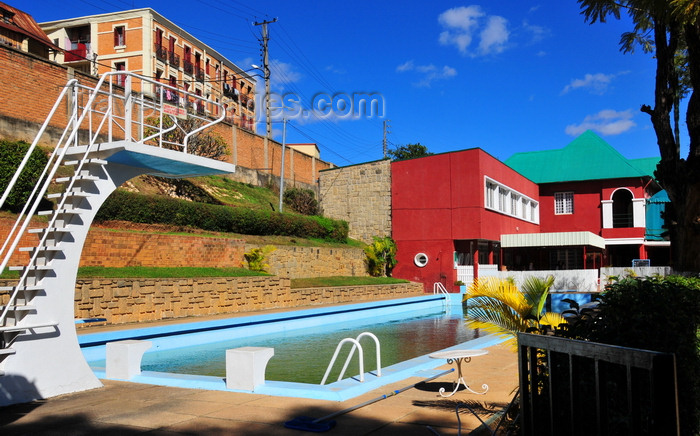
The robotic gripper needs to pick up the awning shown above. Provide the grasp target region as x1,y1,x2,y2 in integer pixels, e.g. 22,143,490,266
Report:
501,231,605,249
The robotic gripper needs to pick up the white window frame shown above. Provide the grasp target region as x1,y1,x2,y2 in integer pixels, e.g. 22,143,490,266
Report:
554,191,574,215
484,176,539,224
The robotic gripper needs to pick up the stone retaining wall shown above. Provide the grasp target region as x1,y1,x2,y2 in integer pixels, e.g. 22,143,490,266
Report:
260,245,368,278
319,159,392,244
70,277,424,325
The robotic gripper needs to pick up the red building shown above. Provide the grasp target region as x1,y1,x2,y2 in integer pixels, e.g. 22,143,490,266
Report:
389,131,668,292
392,148,540,292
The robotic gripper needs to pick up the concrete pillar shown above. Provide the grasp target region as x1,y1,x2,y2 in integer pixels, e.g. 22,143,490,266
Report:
226,347,274,391
106,340,152,380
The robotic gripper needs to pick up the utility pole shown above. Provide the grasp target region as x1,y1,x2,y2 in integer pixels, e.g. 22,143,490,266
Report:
278,118,287,213
383,119,391,159
254,18,277,140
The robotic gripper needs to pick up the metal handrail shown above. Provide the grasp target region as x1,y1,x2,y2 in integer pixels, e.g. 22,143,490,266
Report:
338,332,381,380
321,331,382,385
0,71,227,327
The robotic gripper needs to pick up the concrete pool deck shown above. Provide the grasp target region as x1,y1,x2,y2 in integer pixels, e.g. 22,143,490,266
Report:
1,342,519,435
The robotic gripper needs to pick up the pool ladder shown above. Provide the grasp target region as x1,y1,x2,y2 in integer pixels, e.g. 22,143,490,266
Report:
433,282,450,311
321,332,381,385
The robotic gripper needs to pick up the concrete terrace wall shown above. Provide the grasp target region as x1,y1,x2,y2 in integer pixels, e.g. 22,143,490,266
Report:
0,276,423,326
0,45,332,190
320,159,392,244
72,278,423,325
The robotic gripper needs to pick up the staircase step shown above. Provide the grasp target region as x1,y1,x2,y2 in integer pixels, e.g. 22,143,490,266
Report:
0,305,34,312
46,192,91,199
0,286,43,293
63,158,108,166
37,209,82,216
0,323,57,333
28,227,69,234
19,246,61,252
55,175,100,183
9,265,52,271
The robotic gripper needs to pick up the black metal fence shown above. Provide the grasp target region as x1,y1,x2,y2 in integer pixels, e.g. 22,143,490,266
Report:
518,333,679,436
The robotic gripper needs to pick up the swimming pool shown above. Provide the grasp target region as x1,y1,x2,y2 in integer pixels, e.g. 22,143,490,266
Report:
79,295,505,401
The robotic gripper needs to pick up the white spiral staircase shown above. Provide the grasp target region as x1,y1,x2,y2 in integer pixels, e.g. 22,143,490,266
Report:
0,72,235,406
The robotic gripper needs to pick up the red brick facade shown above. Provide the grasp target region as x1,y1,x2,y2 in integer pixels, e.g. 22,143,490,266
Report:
0,45,332,187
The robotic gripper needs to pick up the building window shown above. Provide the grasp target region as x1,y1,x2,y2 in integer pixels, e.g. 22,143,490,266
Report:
612,189,634,228
485,182,496,209
554,192,574,215
113,26,126,47
484,177,538,223
115,62,126,87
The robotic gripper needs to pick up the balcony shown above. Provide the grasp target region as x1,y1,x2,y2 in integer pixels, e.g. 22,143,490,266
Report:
168,51,180,68
154,43,167,62
64,42,89,62
183,60,193,76
222,83,238,101
195,67,204,82
64,48,86,62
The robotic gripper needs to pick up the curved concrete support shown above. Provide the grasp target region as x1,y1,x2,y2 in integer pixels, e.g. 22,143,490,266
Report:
226,347,275,391
106,340,153,380
1,142,235,406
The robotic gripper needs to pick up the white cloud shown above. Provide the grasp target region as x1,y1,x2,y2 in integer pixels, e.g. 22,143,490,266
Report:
522,19,549,44
561,73,615,95
396,60,415,72
438,5,509,56
325,65,346,74
565,109,637,136
269,59,302,91
479,16,509,54
396,60,457,87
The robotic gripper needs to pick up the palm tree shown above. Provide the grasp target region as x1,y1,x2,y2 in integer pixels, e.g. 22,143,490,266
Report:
464,276,565,349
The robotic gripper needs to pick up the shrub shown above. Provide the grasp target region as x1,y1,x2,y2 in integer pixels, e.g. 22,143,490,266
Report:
0,140,49,213
364,236,397,277
560,276,700,435
243,245,276,272
95,190,349,242
283,187,320,216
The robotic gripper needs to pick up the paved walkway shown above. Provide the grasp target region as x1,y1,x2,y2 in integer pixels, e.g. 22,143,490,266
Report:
1,342,518,435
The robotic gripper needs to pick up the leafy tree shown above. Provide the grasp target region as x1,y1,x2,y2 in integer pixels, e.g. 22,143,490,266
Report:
145,116,229,159
0,140,49,213
577,0,700,271
364,236,398,277
464,276,565,349
558,275,700,435
386,143,433,161
283,187,320,216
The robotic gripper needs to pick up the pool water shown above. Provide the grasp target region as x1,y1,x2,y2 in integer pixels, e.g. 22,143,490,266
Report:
100,307,478,384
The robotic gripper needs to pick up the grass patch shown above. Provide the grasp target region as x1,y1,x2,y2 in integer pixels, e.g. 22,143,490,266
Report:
290,276,409,289
76,266,268,278
0,270,19,279
195,176,279,210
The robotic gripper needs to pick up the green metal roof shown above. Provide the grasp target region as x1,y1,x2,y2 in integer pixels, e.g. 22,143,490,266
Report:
628,157,659,177
505,130,656,183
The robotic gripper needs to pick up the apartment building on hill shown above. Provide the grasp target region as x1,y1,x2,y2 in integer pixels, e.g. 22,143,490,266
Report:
39,8,257,131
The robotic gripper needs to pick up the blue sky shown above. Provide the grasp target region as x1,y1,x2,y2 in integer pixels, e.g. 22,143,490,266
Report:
26,0,677,166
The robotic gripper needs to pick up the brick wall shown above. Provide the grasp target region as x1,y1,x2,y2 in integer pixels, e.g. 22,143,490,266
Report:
0,45,332,190
320,159,392,243
1,217,366,277
82,225,247,268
